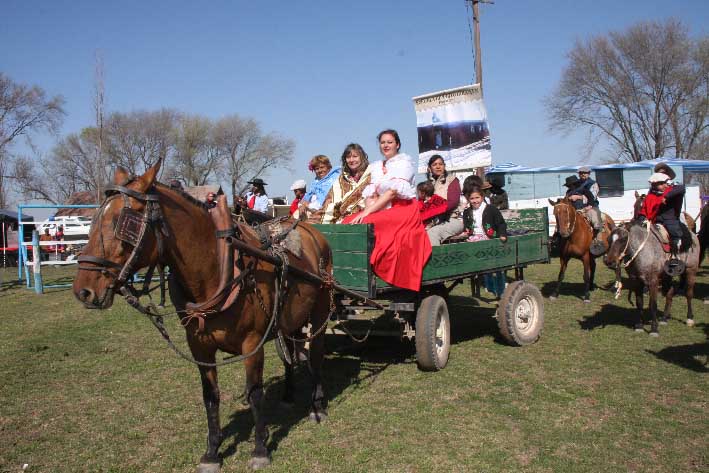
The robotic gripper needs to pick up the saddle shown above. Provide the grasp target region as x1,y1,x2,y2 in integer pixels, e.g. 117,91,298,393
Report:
649,223,692,254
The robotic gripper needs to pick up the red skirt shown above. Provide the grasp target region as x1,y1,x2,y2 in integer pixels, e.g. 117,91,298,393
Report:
343,199,432,291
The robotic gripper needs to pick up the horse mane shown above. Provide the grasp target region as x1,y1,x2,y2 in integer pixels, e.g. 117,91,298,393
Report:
155,182,210,211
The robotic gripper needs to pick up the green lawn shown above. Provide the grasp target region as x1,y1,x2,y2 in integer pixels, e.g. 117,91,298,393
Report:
0,261,707,473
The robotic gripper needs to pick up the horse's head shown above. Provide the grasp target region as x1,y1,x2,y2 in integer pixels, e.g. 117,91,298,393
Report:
551,198,575,238
604,225,629,269
633,192,646,220
73,161,163,309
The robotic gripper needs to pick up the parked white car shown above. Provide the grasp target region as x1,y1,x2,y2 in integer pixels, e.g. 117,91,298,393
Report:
37,216,92,240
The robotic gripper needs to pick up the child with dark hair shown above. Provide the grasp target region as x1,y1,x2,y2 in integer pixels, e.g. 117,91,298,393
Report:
462,183,508,297
462,184,507,243
416,181,447,228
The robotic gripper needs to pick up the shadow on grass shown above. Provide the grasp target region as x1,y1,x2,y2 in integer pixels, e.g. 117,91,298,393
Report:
0,277,24,294
540,280,613,301
578,302,636,331
220,349,393,461
646,324,709,373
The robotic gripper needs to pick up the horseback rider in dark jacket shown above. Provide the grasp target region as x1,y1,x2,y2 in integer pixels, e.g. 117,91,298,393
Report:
575,167,603,241
638,172,686,256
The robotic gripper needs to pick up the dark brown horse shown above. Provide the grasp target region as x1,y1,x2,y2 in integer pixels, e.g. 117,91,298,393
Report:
73,161,333,472
632,191,696,233
548,198,615,302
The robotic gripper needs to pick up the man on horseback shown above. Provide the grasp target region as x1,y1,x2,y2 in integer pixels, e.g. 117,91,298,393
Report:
638,172,687,260
574,167,603,244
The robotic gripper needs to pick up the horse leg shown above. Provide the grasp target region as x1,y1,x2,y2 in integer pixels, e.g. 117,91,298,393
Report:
244,348,270,470
649,280,660,337
197,364,223,470
685,271,696,327
307,296,329,423
280,339,296,407
582,253,592,303
589,256,597,292
661,276,674,325
634,285,644,332
550,255,569,300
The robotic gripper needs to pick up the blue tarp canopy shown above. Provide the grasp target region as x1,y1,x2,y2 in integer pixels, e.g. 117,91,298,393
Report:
487,157,709,174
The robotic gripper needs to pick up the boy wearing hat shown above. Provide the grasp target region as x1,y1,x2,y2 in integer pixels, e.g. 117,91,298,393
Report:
242,178,269,213
575,166,603,242
638,172,686,256
563,175,595,211
289,179,307,216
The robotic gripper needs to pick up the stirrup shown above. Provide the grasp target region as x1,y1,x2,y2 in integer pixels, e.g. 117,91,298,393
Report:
663,258,685,277
589,238,606,256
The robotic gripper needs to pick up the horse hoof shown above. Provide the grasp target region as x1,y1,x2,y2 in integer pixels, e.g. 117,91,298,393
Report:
549,295,557,301
583,299,591,304
649,332,660,338
248,456,271,470
704,298,709,305
309,411,328,423
634,328,644,333
196,463,221,473
659,320,668,326
686,319,695,327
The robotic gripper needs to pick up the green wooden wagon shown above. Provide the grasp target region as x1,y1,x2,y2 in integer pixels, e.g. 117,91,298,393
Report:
312,207,550,371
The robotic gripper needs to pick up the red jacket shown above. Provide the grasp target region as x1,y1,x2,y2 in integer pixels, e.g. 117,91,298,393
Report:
419,194,448,223
639,188,671,223
289,197,301,215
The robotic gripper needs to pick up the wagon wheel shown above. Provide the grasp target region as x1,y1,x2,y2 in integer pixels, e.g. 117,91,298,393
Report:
497,281,544,346
415,295,450,371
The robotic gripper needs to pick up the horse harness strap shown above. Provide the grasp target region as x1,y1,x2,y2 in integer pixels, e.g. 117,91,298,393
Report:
78,182,168,300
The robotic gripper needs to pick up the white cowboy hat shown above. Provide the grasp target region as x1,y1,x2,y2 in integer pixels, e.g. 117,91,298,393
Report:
289,179,307,191
648,172,670,183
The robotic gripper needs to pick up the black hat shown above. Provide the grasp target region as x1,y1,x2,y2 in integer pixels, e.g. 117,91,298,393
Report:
247,178,267,186
653,163,676,180
563,175,580,187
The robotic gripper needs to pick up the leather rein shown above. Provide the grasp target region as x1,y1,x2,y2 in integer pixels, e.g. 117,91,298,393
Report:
77,183,168,306
76,182,331,368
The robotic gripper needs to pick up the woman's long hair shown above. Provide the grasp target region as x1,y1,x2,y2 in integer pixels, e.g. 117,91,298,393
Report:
340,143,369,178
426,154,448,183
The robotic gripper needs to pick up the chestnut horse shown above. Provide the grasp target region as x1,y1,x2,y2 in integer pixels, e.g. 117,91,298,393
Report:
73,161,333,472
548,198,615,302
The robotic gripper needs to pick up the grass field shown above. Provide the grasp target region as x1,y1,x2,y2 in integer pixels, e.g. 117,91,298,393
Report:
0,260,707,473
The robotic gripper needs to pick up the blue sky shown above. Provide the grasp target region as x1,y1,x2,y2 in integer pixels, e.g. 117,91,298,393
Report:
2,0,707,205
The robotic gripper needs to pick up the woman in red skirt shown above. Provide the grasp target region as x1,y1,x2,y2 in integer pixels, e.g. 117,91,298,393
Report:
343,129,432,291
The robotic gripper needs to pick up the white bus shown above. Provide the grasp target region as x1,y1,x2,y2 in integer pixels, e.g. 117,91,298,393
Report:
485,158,708,236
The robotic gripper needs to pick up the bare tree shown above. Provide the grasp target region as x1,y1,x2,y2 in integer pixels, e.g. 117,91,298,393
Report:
104,109,178,176
546,19,708,162
0,73,65,207
213,115,294,203
172,114,220,186
93,51,107,202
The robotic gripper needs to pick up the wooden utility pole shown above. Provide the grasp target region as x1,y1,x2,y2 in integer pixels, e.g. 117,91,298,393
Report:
469,0,494,90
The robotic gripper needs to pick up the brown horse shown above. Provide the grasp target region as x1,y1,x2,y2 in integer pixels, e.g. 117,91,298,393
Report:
73,161,333,472
548,198,615,302
632,191,696,233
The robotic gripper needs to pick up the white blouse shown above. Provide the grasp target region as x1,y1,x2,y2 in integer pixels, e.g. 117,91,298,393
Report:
362,153,417,201
470,201,487,236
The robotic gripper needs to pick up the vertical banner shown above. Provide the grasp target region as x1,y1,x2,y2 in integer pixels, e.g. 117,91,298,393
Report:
412,84,491,173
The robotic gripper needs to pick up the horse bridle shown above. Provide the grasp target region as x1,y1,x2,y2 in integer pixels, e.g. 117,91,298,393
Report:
77,182,167,301
556,201,577,236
